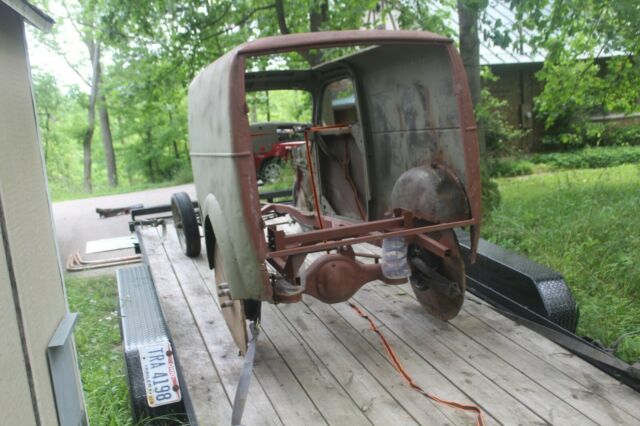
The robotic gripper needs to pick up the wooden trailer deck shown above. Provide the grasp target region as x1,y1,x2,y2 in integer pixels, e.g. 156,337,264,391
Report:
138,223,640,425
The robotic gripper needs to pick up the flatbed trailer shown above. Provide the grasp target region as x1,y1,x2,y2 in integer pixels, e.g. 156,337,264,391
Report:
121,219,640,426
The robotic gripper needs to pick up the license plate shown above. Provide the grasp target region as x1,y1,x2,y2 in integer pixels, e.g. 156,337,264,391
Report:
139,342,181,407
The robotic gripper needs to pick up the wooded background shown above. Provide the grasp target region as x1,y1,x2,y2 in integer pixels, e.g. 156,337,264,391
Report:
30,0,640,198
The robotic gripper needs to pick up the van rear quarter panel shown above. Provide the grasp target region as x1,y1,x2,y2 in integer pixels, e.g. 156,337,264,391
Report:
188,49,269,300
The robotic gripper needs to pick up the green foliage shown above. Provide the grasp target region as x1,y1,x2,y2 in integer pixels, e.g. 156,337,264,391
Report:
483,165,640,362
600,124,640,147
480,162,501,217
510,0,640,145
531,146,640,170
488,158,535,177
487,146,640,178
66,274,132,425
33,73,87,191
247,90,312,123
393,0,455,36
476,68,527,153
260,160,296,193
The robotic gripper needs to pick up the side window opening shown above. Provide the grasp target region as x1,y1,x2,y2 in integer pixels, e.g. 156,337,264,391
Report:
321,79,358,125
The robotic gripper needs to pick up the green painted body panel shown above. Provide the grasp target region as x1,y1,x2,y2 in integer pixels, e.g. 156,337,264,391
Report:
187,30,482,302
188,49,267,301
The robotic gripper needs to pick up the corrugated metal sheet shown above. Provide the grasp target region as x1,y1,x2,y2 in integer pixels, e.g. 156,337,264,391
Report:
429,0,545,65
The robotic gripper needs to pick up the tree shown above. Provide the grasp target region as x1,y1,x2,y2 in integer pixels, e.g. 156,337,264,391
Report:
510,0,640,145
274,0,329,65
32,72,86,193
82,39,99,192
36,0,118,190
457,0,485,152
32,73,63,162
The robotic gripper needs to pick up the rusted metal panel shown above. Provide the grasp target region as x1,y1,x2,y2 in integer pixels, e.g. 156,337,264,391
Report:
189,48,270,301
237,30,451,56
339,44,475,220
190,30,481,309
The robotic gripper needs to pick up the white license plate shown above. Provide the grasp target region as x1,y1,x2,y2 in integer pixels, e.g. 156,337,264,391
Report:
139,342,181,407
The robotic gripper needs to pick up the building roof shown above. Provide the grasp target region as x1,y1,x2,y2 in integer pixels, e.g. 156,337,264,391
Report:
1,0,54,33
429,0,545,65
480,0,545,65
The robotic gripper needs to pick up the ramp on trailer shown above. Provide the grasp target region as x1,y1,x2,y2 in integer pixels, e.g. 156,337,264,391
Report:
137,223,640,425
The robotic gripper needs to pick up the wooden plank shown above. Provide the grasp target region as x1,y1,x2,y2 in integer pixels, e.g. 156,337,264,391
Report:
298,242,541,424
356,242,640,422
141,226,232,425
143,224,640,425
302,295,498,425
462,298,640,422
352,285,569,425
190,254,329,426
368,283,599,425
447,298,640,425
159,227,282,426
260,305,373,425
300,246,537,424
278,301,432,425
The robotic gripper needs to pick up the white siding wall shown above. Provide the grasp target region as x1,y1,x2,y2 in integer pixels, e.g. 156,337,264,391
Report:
0,3,83,424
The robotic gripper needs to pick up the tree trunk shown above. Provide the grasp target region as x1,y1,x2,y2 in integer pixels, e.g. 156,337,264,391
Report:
168,110,180,159
266,91,271,121
146,128,155,181
275,0,327,66
457,1,485,153
99,94,118,187
82,39,101,192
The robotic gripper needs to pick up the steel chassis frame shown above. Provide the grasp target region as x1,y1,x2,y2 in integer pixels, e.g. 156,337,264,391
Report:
262,203,474,276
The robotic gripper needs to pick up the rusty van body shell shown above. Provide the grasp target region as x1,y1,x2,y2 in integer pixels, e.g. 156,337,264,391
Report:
188,30,481,327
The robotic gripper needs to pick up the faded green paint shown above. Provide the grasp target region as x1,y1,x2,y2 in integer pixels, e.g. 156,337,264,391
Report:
188,31,482,301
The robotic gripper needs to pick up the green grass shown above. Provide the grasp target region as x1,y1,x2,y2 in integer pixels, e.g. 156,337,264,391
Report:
483,164,640,362
489,145,640,178
51,177,193,203
259,160,296,192
66,274,133,425
50,161,295,203
531,145,640,170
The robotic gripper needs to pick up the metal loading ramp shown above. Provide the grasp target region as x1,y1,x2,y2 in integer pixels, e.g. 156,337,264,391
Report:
136,222,640,425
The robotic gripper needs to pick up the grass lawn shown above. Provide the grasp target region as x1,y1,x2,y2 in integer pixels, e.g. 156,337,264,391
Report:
51,179,191,203
50,162,294,203
483,164,640,363
66,274,133,425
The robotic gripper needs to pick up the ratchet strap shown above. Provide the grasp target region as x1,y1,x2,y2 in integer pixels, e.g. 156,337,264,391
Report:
231,322,260,426
349,302,485,426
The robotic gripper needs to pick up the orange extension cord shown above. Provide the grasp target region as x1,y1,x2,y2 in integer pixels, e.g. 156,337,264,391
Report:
348,302,486,426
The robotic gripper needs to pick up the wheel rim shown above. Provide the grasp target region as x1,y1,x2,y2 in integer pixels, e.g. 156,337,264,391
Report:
409,229,465,321
262,161,282,183
172,203,187,251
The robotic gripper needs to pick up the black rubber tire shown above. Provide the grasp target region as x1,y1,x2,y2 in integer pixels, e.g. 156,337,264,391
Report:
171,192,201,257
